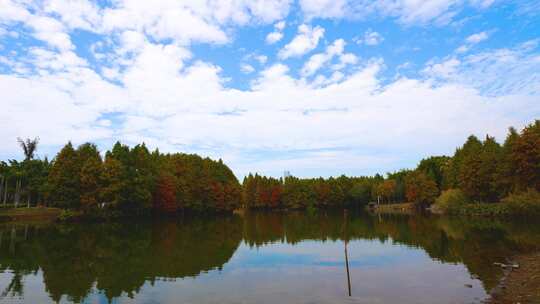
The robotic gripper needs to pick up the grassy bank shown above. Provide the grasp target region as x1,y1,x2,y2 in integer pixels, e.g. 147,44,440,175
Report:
368,202,416,214
434,189,540,218
0,207,62,222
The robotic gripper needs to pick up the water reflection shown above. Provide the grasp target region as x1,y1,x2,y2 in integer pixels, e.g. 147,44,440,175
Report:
0,211,539,303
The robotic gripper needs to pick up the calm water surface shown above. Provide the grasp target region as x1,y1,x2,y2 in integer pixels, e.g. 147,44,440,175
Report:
1,211,539,304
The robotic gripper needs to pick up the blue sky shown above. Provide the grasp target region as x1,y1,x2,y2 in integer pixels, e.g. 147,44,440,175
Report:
1,0,539,178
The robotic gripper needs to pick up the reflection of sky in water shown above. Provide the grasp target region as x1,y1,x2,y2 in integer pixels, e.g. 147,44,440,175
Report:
231,239,418,268
28,238,487,304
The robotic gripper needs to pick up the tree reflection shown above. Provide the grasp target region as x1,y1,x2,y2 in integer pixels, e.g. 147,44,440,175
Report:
0,213,539,302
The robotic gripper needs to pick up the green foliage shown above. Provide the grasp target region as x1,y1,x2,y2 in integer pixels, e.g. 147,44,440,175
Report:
348,182,371,205
434,189,468,214
57,209,79,222
417,156,450,189
1,119,538,218
500,189,540,216
447,202,512,217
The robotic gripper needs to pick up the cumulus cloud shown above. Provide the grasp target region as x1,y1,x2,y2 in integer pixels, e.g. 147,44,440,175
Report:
279,24,325,59
266,20,286,44
355,29,384,46
466,31,489,44
266,31,284,44
301,39,357,77
240,63,255,74
2,36,539,176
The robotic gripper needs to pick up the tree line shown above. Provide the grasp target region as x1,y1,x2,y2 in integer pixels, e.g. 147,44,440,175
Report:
0,120,538,214
0,141,241,214
242,120,540,210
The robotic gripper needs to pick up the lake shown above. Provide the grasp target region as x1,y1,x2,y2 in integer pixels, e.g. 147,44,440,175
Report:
1,211,539,304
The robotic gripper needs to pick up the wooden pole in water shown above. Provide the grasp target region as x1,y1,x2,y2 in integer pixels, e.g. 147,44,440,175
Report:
344,209,352,297
9,226,16,255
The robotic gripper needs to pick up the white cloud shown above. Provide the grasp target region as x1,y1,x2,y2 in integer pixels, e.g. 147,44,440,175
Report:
99,0,292,45
274,20,286,31
300,0,348,19
356,29,384,46
266,31,284,44
2,40,538,177
43,0,101,31
119,30,147,53
299,0,496,25
301,39,357,77
423,58,461,78
456,45,469,53
0,0,31,23
255,55,268,65
466,31,489,44
456,31,490,53
279,24,325,59
26,16,74,51
241,63,255,74
425,40,540,96
266,20,287,44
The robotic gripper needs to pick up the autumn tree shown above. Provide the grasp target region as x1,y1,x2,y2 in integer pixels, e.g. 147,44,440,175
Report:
377,179,397,203
47,143,81,208
80,157,103,211
495,127,520,196
512,120,540,191
154,173,177,213
460,136,502,202
405,171,439,207
100,156,124,207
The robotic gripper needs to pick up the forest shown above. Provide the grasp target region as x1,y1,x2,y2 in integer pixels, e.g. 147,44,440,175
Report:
0,120,538,216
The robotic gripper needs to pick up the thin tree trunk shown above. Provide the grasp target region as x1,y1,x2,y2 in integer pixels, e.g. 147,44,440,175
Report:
27,192,30,208
14,180,18,207
14,180,20,208
3,179,7,206
0,176,3,204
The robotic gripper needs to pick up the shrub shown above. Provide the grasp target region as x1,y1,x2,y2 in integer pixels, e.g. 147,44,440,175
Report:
445,189,540,217
434,189,468,214
449,202,511,217
58,209,78,222
501,188,540,216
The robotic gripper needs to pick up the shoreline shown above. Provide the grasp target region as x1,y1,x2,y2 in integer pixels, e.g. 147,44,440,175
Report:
487,252,540,304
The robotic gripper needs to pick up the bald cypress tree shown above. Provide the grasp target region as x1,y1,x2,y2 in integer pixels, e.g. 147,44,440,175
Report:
47,143,80,208
512,120,540,191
